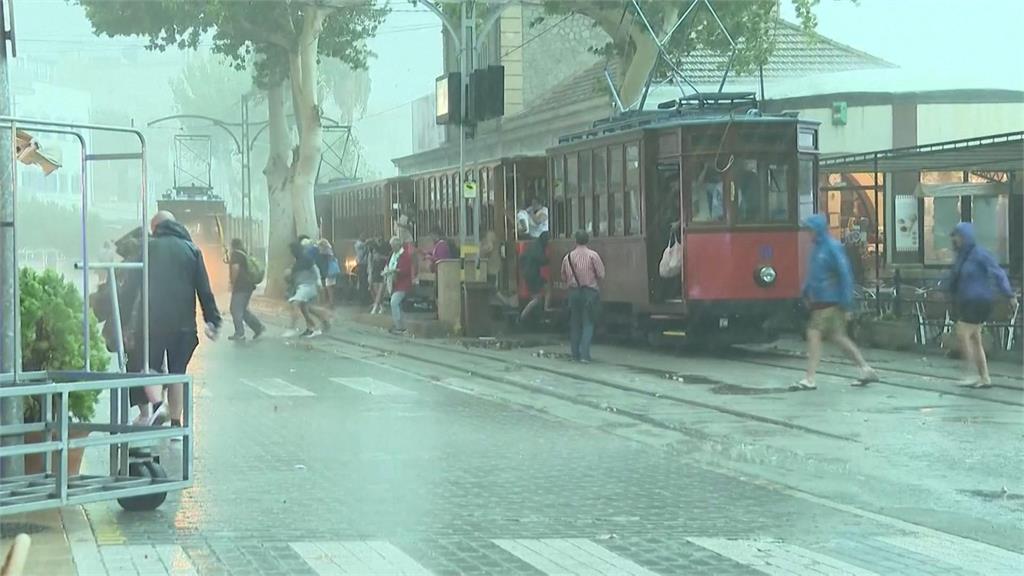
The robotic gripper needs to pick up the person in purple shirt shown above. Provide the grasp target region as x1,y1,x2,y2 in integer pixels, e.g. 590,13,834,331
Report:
424,226,452,273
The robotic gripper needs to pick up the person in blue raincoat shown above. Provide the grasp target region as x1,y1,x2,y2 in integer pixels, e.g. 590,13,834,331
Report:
945,222,1016,388
797,214,878,390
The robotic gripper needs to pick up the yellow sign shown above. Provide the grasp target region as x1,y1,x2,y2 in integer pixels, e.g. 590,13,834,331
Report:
463,181,478,199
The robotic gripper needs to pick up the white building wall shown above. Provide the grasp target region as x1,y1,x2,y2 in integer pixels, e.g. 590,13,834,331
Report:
916,102,1024,144
797,105,893,155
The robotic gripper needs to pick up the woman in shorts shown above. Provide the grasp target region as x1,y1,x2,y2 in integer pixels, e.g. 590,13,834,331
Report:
288,238,331,337
945,223,1015,388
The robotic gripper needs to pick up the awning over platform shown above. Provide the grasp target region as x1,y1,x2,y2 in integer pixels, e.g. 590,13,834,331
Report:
820,131,1023,173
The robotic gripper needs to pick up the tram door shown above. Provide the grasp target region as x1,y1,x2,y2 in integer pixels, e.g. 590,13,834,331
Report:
650,158,683,303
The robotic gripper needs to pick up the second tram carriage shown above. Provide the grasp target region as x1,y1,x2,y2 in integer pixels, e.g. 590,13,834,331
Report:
315,104,820,344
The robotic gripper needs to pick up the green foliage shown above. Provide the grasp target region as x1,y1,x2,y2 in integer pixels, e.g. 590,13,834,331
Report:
76,0,388,86
535,0,834,74
20,268,109,422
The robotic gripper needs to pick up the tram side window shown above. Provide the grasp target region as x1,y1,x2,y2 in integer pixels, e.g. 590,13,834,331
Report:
609,144,624,235
691,160,725,224
580,151,593,235
626,144,641,235
798,156,815,222
566,153,579,236
551,156,565,238
594,148,608,236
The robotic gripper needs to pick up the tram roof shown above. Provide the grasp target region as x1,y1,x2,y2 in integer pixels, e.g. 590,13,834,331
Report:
554,109,816,146
819,131,1024,173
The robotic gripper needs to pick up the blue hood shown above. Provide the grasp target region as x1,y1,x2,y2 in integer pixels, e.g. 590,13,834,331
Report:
802,214,855,309
952,222,976,252
804,214,830,242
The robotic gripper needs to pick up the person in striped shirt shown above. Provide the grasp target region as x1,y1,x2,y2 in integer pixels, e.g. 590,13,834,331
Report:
561,230,605,363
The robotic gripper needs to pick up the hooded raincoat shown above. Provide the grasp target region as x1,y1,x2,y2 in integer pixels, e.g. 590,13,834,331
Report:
945,222,1013,305
802,214,855,311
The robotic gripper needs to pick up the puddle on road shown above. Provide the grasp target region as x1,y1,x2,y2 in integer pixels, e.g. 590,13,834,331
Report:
710,383,795,395
464,338,556,351
958,488,1024,503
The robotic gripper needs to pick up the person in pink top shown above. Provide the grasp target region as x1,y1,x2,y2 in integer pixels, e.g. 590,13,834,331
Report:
561,230,605,363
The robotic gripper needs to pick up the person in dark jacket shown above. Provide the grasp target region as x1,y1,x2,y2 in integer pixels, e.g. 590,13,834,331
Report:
518,231,550,324
123,211,222,428
797,214,877,390
945,222,1015,388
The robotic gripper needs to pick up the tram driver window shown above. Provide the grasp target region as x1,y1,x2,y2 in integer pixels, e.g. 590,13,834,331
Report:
735,159,790,224
691,161,725,223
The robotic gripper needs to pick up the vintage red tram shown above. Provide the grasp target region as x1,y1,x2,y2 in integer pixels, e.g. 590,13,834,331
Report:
543,110,820,343
314,108,819,344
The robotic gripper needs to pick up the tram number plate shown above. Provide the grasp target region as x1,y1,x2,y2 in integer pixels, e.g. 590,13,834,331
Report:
719,317,729,328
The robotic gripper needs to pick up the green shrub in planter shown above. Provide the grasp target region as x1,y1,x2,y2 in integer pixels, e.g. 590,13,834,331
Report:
20,267,109,422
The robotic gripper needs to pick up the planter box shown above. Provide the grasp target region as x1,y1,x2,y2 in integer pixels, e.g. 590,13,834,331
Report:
861,319,918,351
24,429,89,477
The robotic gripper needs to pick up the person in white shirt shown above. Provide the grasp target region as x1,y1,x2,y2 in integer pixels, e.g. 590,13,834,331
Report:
528,197,549,238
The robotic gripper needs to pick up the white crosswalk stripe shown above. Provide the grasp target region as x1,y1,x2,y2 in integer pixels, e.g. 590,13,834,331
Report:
879,535,1024,575
330,377,416,396
687,538,880,576
241,377,315,397
72,544,198,576
290,541,433,575
493,538,660,576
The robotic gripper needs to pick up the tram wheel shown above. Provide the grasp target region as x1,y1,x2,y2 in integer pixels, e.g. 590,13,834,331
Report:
117,461,168,512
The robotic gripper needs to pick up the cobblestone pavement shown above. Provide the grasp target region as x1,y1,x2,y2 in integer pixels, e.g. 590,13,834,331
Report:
34,309,1024,575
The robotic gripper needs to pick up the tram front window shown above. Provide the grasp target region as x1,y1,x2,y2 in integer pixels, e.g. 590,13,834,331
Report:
735,158,790,224
691,161,725,223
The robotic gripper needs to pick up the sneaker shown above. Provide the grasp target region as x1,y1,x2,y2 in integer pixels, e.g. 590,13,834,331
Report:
228,334,246,341
794,379,817,390
970,380,993,389
283,329,301,338
389,327,407,335
301,329,317,338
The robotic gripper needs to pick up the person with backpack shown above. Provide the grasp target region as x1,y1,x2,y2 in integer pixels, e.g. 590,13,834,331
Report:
797,214,877,390
228,237,265,341
945,222,1016,388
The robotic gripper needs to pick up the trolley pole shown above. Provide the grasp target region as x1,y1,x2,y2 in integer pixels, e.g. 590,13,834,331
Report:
0,0,23,477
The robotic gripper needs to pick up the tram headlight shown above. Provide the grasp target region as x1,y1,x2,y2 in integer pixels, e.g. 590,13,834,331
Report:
755,265,777,287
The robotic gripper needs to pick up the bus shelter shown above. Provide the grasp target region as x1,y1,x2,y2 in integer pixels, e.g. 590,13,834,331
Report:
819,131,1023,284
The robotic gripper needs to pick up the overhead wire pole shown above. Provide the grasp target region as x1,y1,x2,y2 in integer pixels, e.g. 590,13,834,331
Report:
415,0,510,252
0,0,21,478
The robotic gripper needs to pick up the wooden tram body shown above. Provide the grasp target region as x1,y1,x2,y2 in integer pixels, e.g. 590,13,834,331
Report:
314,108,819,344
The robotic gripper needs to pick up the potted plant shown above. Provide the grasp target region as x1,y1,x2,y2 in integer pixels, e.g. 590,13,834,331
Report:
19,267,109,476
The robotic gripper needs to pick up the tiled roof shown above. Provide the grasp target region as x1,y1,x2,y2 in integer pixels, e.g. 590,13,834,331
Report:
522,19,894,114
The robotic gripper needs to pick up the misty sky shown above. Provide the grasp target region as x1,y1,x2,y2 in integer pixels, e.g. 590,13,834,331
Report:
9,0,1022,177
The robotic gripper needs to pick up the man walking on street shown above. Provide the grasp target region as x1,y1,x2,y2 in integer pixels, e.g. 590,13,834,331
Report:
561,230,604,363
798,214,877,390
126,211,221,429
228,238,265,341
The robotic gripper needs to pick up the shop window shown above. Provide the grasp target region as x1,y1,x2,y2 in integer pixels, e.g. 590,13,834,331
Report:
626,144,641,235
594,148,608,236
610,144,624,235
923,197,961,265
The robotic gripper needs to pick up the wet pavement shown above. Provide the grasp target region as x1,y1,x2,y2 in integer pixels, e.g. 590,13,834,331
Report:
9,305,1023,575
